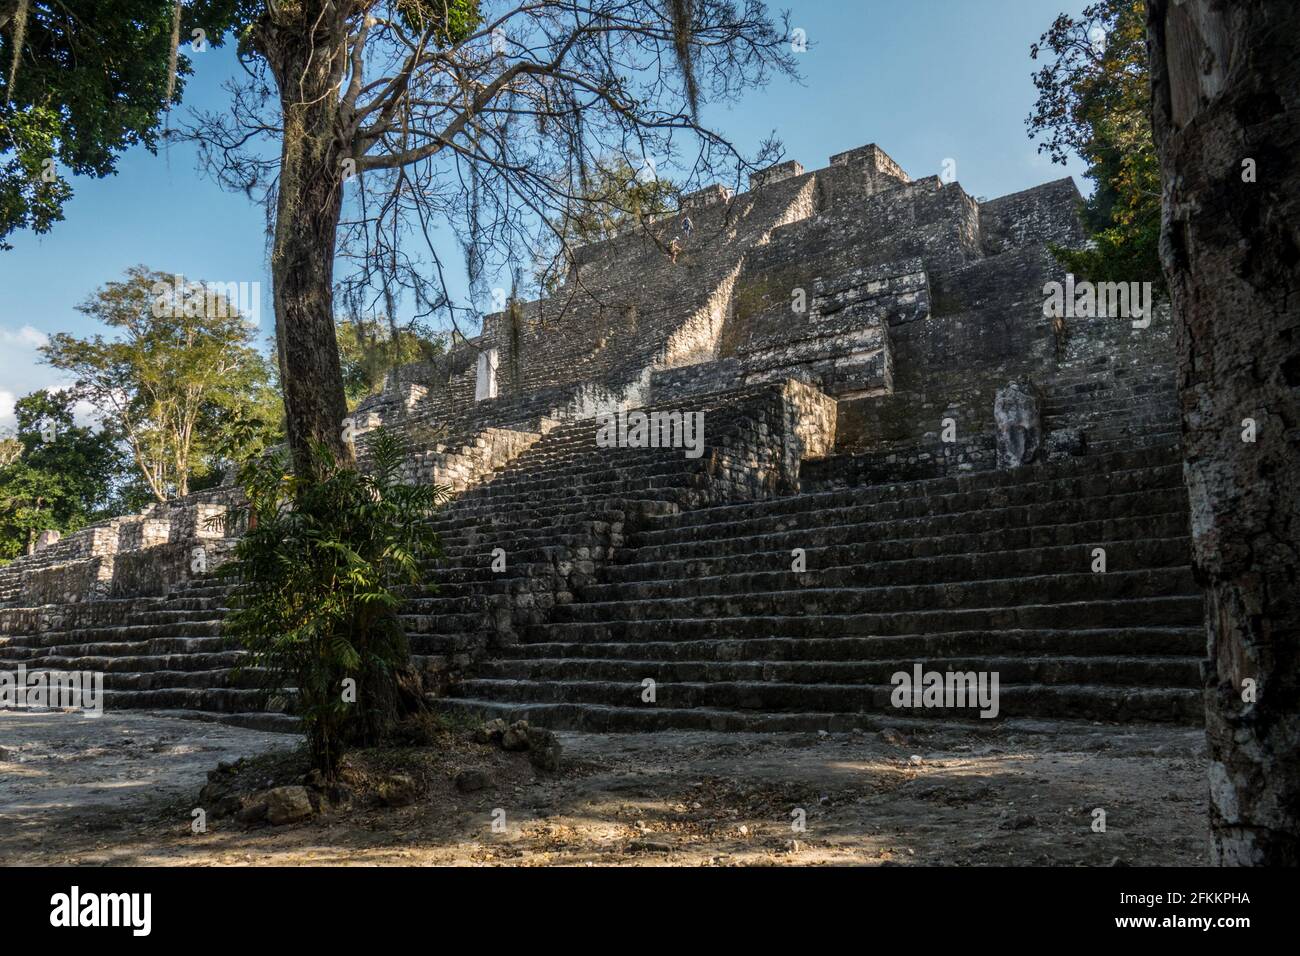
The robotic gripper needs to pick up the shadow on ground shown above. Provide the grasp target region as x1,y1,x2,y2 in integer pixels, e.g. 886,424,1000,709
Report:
0,711,1207,866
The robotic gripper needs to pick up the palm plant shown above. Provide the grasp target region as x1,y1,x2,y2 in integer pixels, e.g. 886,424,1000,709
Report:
220,429,447,777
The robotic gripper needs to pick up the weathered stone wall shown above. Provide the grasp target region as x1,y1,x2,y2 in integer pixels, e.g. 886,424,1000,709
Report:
834,244,1062,453
2,140,1155,613
108,539,239,599
429,379,841,677
345,146,1072,468
0,486,243,607
18,557,116,607
979,177,1086,255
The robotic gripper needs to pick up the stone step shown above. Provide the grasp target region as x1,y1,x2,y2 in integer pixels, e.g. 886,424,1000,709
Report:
649,457,1182,536
1047,364,1175,386
100,686,279,714
408,631,489,656
428,696,913,733
171,583,231,594
517,595,1203,643
431,525,619,556
131,608,226,624
1088,432,1181,454
1043,395,1179,420
428,537,615,567
0,649,245,672
549,568,1197,623
429,511,630,545
0,636,236,659
429,491,691,533
18,663,264,690
437,475,700,518
146,598,227,613
1051,362,1174,381
0,619,223,648
473,654,1200,687
1045,413,1180,438
608,518,1189,581
630,489,1183,556
452,464,700,505
408,533,1191,617
596,537,1190,595
498,627,1203,661
1045,384,1177,409
444,679,1200,724
400,610,484,633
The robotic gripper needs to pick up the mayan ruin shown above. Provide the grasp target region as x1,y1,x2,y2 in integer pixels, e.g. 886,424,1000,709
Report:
0,142,1197,733
0,0,1296,929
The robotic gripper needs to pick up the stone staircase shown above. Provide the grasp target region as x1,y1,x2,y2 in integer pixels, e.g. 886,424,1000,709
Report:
377,420,546,496
0,576,296,730
400,382,833,687
1,369,1199,732
1044,364,1181,457
439,441,1203,730
0,141,1204,738
0,381,827,729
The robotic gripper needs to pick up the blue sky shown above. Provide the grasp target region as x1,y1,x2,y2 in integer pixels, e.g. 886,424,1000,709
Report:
0,0,1088,427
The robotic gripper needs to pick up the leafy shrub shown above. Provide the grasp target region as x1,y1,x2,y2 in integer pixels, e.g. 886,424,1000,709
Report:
220,429,447,777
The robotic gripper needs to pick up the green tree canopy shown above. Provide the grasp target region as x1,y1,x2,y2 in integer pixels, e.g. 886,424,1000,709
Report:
42,265,280,502
336,316,445,408
1028,0,1162,288
0,388,121,561
0,1,199,248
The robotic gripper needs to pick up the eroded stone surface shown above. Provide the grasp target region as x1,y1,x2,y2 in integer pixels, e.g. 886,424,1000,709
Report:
0,141,1191,738
994,381,1042,469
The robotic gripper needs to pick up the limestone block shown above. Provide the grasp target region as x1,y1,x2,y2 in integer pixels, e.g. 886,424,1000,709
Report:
475,348,500,402
994,381,1042,468
681,184,733,210
750,161,805,191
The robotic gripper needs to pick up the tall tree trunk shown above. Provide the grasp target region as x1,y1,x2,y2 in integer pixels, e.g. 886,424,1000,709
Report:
1148,0,1300,865
264,14,352,475
259,10,425,763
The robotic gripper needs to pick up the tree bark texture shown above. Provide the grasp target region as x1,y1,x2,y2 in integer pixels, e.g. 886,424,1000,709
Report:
1148,0,1300,865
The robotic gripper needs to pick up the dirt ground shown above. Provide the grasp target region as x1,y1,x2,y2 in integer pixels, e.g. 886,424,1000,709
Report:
0,710,1208,866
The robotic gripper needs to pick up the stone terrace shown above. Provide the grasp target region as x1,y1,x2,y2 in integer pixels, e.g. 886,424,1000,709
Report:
0,142,1196,734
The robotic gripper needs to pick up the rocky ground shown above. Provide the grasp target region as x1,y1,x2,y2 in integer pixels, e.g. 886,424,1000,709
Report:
0,710,1208,866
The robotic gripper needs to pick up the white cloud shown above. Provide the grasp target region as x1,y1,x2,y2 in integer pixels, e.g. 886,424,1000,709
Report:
0,324,78,431
0,325,49,349
0,390,15,434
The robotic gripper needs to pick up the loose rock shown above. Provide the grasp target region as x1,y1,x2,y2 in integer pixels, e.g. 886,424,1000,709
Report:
501,720,531,752
264,786,313,825
455,769,492,793
477,719,508,745
376,773,418,807
525,726,563,772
